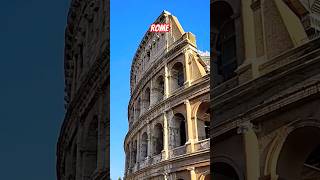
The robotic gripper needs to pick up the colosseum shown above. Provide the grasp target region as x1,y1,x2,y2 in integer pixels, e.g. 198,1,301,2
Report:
56,0,109,179
124,11,210,180
211,0,320,179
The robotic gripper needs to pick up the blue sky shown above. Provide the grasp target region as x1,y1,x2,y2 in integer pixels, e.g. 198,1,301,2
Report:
0,0,70,179
110,0,209,179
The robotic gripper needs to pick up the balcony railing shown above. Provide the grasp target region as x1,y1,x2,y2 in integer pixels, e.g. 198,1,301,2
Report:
169,145,187,158
152,153,162,164
194,139,210,152
126,140,210,176
139,158,149,169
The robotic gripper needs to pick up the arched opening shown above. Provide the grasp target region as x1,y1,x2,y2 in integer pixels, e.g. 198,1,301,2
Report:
171,113,187,148
136,98,141,119
132,140,137,164
196,102,210,140
143,88,151,111
212,162,240,180
125,144,130,171
180,120,186,146
154,75,165,103
171,62,184,92
212,1,237,84
277,126,320,180
130,107,134,125
83,116,98,178
153,123,164,155
141,132,148,159
129,143,134,168
204,174,211,180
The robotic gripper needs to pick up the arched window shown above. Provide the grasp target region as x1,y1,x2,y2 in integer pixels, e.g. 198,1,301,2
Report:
141,132,148,159
277,126,320,180
196,102,210,140
180,120,186,146
172,113,187,148
213,162,240,180
212,1,238,83
125,144,130,170
155,76,165,102
171,62,184,92
143,88,151,110
154,123,164,155
130,107,134,123
132,140,137,164
136,98,141,119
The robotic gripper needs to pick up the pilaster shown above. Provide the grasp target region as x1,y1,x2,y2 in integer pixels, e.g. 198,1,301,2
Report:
147,123,152,157
183,50,191,87
149,79,154,107
136,132,140,164
188,167,197,180
164,64,170,98
163,112,169,160
238,122,260,180
185,100,195,152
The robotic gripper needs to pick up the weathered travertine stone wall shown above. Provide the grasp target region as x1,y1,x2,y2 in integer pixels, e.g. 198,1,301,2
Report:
57,0,109,179
211,0,320,179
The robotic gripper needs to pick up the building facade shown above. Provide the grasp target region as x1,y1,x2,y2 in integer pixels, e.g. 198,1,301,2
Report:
124,11,211,180
211,0,320,179
56,0,109,179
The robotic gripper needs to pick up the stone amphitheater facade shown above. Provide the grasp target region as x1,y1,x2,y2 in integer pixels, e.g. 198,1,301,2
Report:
211,0,320,179
124,11,211,180
56,0,109,180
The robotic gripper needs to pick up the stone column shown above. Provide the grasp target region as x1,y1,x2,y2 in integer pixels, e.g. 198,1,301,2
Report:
149,79,154,107
128,143,132,169
183,50,191,87
236,0,258,84
192,115,199,142
188,167,197,180
238,122,260,180
147,123,152,157
164,64,170,98
136,133,140,164
185,100,195,153
163,112,169,160
124,151,128,174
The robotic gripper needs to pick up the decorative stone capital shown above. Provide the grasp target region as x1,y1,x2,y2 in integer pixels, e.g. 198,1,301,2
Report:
187,167,195,171
237,122,254,134
184,99,190,105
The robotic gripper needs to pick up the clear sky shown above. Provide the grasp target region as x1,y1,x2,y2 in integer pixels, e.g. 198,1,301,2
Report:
110,0,210,179
0,0,70,179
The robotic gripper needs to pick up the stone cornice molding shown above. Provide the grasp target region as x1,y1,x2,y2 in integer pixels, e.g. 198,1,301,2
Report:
213,80,320,137
125,150,209,178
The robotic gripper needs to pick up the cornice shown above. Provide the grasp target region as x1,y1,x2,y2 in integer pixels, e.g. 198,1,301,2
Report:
212,80,320,138
126,150,209,178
